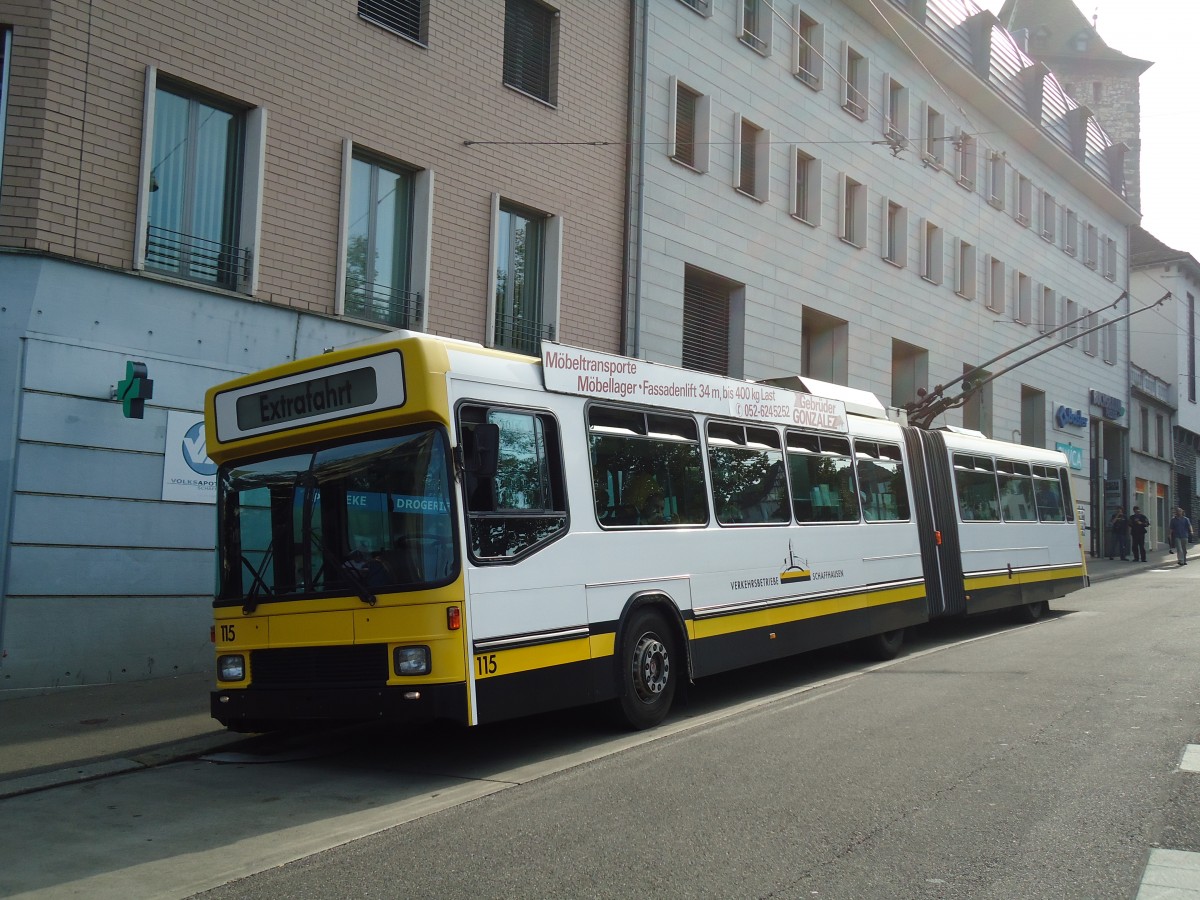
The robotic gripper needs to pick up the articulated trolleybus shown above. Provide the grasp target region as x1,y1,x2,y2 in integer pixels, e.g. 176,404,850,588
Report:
206,333,1086,732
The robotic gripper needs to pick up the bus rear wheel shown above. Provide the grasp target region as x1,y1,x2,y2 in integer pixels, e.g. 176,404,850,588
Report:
614,609,677,730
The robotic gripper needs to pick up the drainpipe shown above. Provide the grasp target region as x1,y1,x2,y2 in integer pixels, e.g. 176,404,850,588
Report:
621,0,649,358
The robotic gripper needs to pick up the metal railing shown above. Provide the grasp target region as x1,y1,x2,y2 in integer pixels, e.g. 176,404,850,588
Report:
344,282,423,330
145,225,249,291
494,313,554,356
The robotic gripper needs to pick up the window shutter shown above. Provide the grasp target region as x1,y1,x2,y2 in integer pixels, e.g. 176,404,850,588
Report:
503,0,554,102
358,0,423,41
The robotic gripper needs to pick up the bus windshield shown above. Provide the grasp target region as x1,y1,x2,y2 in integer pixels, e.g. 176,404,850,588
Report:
216,427,456,606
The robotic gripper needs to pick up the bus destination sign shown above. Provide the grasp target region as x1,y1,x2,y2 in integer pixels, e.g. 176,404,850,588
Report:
214,350,407,442
541,343,847,432
236,367,378,430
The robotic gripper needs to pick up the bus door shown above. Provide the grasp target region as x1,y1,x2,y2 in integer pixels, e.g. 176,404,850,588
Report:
903,427,967,617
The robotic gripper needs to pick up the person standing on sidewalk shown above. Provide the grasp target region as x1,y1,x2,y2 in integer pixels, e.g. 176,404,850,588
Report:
1129,506,1150,562
1109,509,1130,560
1169,507,1193,566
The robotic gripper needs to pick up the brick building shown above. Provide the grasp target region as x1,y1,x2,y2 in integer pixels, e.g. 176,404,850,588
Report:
0,0,629,688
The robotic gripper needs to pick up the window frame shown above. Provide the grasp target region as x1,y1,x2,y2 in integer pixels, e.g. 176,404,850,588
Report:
486,194,562,355
882,198,908,267
739,0,772,55
134,67,266,295
838,173,867,248
502,0,559,106
955,238,976,299
792,7,823,89
840,42,868,120
921,102,944,169
985,255,1005,314
357,0,427,45
791,147,822,226
919,218,943,285
336,142,433,331
733,112,771,201
668,76,711,172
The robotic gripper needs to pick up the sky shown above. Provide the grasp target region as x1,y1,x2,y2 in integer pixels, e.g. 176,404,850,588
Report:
983,0,1200,256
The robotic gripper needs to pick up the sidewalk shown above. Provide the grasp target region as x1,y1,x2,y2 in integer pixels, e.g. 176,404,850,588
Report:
0,670,237,799
0,551,1179,800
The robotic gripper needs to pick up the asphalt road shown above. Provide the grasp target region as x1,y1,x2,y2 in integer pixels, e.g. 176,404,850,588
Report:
5,568,1200,899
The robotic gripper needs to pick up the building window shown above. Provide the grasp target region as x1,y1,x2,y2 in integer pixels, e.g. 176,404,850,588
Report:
1139,407,1150,453
920,219,943,284
793,8,823,89
358,0,426,44
955,238,976,299
838,174,867,247
1157,414,1165,457
841,43,868,119
1104,236,1117,280
1083,308,1098,356
962,364,992,437
1039,286,1056,334
683,266,742,377
1015,272,1032,324
0,26,10,196
892,340,927,408
1084,222,1098,268
883,199,907,266
503,0,557,105
1064,298,1079,345
802,309,849,384
340,150,425,329
985,255,1005,313
140,77,260,291
489,197,560,355
676,0,712,15
884,75,908,146
669,77,710,172
954,130,976,190
1014,173,1032,226
922,103,944,168
791,148,822,225
740,0,770,54
734,114,770,200
1063,208,1078,255
1021,386,1046,447
1103,320,1117,364
1040,191,1056,242
987,151,1005,209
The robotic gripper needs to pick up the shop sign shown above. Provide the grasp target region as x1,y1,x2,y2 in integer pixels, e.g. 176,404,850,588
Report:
1089,389,1125,420
1055,441,1085,470
1054,405,1088,430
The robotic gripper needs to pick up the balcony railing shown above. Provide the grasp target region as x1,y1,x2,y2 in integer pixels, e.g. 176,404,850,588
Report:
345,282,423,330
145,225,250,291
494,313,554,357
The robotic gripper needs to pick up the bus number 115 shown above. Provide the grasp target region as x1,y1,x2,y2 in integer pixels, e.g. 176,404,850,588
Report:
475,654,497,677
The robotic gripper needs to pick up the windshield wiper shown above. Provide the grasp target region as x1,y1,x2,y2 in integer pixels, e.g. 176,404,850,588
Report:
309,530,376,607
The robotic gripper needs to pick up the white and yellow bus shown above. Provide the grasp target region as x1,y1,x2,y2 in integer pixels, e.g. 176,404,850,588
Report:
205,333,1086,731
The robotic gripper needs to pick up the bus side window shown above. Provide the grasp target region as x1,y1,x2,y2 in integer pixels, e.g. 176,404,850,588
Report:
855,441,910,521
459,405,567,561
954,454,1000,521
588,406,707,528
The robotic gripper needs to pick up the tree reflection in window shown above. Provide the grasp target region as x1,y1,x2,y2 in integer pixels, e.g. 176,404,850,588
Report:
855,441,911,521
460,405,567,560
707,422,789,525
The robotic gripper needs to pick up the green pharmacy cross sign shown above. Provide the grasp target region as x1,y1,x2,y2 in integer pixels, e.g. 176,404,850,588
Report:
116,361,154,419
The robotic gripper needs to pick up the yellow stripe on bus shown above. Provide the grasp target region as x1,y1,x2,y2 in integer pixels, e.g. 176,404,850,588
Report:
474,636,592,680
691,584,924,641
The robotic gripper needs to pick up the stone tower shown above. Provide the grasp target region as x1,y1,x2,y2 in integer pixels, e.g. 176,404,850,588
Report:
999,0,1152,211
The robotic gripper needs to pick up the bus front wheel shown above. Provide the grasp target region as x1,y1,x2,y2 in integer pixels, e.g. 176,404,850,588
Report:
615,609,677,730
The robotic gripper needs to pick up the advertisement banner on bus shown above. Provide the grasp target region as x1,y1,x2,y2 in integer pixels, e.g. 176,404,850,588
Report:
541,343,847,432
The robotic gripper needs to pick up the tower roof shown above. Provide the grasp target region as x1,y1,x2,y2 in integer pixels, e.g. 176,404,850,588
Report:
998,0,1152,72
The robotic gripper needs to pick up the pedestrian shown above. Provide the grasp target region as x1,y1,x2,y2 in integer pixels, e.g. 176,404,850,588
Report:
1108,508,1129,560
1128,506,1150,562
1169,507,1193,566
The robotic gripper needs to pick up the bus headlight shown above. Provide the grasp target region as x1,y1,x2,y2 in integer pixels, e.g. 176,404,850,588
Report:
218,654,246,682
394,646,431,676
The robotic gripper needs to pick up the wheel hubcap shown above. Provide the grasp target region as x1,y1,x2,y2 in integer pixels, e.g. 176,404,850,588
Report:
631,633,669,702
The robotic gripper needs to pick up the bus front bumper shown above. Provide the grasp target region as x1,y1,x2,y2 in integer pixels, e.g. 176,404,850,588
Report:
211,682,469,731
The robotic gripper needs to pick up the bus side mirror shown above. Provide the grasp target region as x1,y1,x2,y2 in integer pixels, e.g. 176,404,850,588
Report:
464,424,500,478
